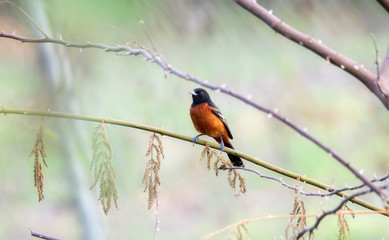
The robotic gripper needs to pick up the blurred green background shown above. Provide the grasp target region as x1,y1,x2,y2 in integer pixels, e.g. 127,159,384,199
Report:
0,0,388,239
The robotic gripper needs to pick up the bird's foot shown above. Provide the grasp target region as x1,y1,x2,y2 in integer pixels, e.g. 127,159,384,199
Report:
192,134,203,146
219,135,224,153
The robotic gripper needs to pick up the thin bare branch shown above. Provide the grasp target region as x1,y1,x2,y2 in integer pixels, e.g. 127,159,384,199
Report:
202,210,389,240
29,228,62,240
373,35,389,96
0,1,48,37
224,167,389,198
297,184,389,239
226,167,389,238
371,34,381,81
233,0,389,109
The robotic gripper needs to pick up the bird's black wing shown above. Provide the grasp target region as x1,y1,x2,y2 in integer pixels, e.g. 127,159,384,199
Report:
211,108,233,139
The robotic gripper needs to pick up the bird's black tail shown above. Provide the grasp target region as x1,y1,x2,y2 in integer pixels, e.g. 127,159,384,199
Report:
224,142,244,167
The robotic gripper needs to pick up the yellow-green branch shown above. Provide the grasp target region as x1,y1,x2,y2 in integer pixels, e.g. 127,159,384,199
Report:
1,107,386,215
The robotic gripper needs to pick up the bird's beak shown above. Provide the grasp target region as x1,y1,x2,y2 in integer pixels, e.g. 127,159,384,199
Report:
189,91,197,96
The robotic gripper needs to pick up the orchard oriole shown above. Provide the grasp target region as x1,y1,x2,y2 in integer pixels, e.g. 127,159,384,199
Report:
189,88,244,167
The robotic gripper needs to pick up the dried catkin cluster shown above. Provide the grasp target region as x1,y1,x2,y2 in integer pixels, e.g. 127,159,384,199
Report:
90,122,118,214
200,143,246,196
29,120,47,202
143,133,165,209
285,191,307,239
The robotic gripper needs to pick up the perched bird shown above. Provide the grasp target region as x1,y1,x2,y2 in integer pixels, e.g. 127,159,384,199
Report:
189,88,244,167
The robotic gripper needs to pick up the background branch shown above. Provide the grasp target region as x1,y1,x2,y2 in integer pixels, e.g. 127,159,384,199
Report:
233,0,389,109
0,31,386,201
0,107,386,215
225,167,389,238
29,229,62,240
377,0,389,13
203,209,389,240
225,167,389,198
297,184,389,239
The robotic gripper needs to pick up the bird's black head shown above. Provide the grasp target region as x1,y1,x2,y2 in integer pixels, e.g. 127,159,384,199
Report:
190,88,217,108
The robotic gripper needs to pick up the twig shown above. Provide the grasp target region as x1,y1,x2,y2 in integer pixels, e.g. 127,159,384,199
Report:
297,184,389,239
1,107,386,215
29,228,62,240
0,1,48,37
233,0,389,108
202,210,389,240
379,45,389,96
373,34,389,97
371,34,380,82
224,167,389,198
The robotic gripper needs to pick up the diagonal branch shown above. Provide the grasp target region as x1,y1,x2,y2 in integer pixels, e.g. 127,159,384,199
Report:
29,228,62,240
233,0,389,109
224,167,389,198
377,0,389,13
225,167,389,239
1,107,387,216
297,184,389,239
1,31,387,201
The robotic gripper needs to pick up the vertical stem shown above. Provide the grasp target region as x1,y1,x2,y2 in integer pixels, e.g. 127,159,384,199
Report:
153,195,160,240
